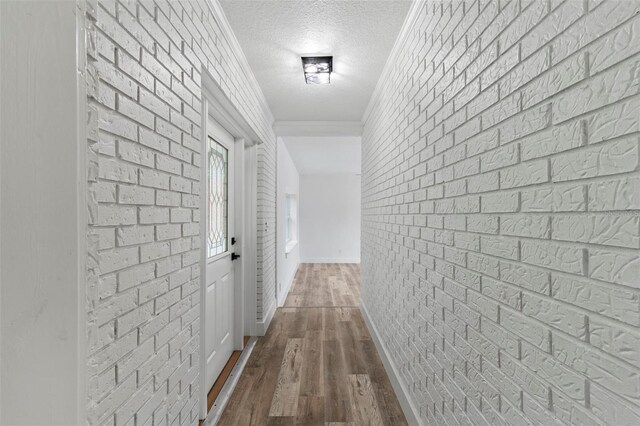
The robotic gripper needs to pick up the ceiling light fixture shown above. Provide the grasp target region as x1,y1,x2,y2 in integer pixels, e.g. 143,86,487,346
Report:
301,56,333,84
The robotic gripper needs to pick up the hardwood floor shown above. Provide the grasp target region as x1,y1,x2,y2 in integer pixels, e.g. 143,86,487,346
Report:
218,263,407,425
284,263,361,308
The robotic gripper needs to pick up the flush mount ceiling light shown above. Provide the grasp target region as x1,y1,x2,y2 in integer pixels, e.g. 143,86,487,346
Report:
301,56,333,84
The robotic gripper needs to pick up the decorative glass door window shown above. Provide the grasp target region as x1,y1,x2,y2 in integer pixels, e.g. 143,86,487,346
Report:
207,137,228,257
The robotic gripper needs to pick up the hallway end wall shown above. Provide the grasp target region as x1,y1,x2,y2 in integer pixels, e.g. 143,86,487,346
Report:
276,139,300,305
300,174,361,263
84,1,276,424
362,1,640,425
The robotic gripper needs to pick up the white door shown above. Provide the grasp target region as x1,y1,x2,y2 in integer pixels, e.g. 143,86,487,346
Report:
205,117,236,393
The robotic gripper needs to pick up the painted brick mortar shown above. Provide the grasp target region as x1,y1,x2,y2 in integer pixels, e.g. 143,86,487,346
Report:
362,1,640,425
83,0,277,424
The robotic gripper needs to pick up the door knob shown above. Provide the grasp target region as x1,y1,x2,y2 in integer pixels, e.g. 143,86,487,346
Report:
231,253,241,261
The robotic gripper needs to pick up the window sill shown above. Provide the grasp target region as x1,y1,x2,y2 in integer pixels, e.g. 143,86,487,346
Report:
285,240,298,254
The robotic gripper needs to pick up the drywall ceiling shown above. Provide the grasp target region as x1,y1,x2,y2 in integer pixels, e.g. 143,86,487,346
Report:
219,0,411,122
283,136,361,174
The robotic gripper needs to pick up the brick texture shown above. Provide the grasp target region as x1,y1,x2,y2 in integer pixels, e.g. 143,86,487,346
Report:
362,1,640,425
82,0,276,424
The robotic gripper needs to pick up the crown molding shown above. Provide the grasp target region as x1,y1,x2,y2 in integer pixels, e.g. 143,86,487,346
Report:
206,0,275,127
361,0,426,126
274,121,363,137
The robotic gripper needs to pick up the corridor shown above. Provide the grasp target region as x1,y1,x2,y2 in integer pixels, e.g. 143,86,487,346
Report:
2,0,639,425
218,264,406,425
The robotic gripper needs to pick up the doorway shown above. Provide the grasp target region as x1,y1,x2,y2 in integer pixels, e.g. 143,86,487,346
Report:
204,117,236,394
199,73,261,420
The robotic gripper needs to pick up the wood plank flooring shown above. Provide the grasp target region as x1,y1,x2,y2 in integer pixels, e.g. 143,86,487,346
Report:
218,263,407,425
284,263,361,308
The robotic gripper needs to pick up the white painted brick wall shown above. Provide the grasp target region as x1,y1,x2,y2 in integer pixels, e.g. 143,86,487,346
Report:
82,0,277,424
362,1,640,425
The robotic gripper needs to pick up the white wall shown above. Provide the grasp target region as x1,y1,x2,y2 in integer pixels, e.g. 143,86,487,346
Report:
276,139,300,305
300,174,361,263
283,136,361,175
362,2,640,425
82,1,276,424
1,2,83,423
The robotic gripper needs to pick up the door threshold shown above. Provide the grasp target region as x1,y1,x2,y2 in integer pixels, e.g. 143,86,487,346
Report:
202,336,257,425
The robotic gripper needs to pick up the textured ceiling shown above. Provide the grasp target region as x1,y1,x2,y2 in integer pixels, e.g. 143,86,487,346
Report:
283,136,361,174
219,0,411,122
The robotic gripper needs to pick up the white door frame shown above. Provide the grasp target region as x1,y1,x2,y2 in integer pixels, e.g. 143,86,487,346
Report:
199,70,262,419
243,144,259,338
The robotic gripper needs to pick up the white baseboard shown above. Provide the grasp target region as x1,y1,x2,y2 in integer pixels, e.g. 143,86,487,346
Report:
256,302,276,336
301,257,360,264
360,300,421,426
278,263,299,307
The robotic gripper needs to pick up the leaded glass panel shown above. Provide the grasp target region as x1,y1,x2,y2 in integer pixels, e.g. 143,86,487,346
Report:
208,137,228,257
